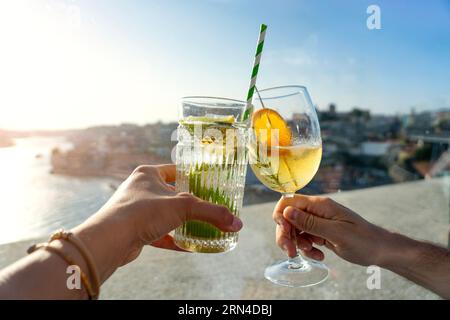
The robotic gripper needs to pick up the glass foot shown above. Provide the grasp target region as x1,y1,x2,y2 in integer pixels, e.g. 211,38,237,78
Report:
264,256,329,287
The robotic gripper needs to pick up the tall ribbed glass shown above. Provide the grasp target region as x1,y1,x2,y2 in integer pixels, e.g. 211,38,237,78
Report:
174,97,249,253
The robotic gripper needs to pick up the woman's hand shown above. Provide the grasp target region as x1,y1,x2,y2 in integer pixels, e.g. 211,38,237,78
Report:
72,164,242,283
0,164,242,299
273,195,387,266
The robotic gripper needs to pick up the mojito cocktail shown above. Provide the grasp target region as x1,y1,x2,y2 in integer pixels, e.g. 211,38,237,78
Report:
174,97,249,253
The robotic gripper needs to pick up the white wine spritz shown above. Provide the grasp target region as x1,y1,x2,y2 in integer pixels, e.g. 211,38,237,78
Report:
250,144,322,194
249,85,329,288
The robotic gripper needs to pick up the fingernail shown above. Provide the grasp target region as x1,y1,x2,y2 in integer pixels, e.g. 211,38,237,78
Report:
287,208,299,220
231,217,243,230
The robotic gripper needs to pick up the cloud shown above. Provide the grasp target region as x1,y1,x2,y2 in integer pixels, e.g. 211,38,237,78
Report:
265,34,321,67
265,48,318,67
284,49,317,66
202,0,237,3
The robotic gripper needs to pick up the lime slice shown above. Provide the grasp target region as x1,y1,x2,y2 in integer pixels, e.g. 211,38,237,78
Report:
183,115,235,124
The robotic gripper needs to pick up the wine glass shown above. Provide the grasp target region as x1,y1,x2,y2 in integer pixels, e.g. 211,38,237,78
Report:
248,85,329,287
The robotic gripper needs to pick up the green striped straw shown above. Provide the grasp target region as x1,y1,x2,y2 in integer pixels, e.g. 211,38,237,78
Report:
242,23,267,122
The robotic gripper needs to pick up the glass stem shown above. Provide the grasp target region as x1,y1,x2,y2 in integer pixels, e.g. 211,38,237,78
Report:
281,193,295,198
282,193,309,270
288,231,308,269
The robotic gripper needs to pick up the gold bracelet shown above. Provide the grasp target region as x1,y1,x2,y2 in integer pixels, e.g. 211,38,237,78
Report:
27,242,96,299
50,229,100,300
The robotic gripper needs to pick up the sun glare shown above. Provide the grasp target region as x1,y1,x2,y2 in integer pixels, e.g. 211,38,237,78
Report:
0,0,169,130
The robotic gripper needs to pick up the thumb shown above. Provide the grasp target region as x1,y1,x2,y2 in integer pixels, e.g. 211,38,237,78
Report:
283,206,335,240
176,193,243,232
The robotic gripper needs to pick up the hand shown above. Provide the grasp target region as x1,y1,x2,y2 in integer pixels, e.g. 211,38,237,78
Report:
72,164,242,282
273,195,388,266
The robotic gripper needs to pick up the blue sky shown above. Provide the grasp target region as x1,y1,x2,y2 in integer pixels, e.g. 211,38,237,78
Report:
0,0,449,129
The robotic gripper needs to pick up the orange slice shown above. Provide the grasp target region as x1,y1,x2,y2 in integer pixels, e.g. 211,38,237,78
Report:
252,108,292,147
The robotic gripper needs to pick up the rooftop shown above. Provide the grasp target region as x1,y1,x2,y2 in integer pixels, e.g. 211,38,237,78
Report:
0,178,448,299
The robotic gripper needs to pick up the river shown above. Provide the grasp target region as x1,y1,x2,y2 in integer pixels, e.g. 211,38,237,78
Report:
0,137,116,245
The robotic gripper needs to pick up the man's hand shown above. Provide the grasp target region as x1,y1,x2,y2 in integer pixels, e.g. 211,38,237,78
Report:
273,194,450,299
273,195,388,266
